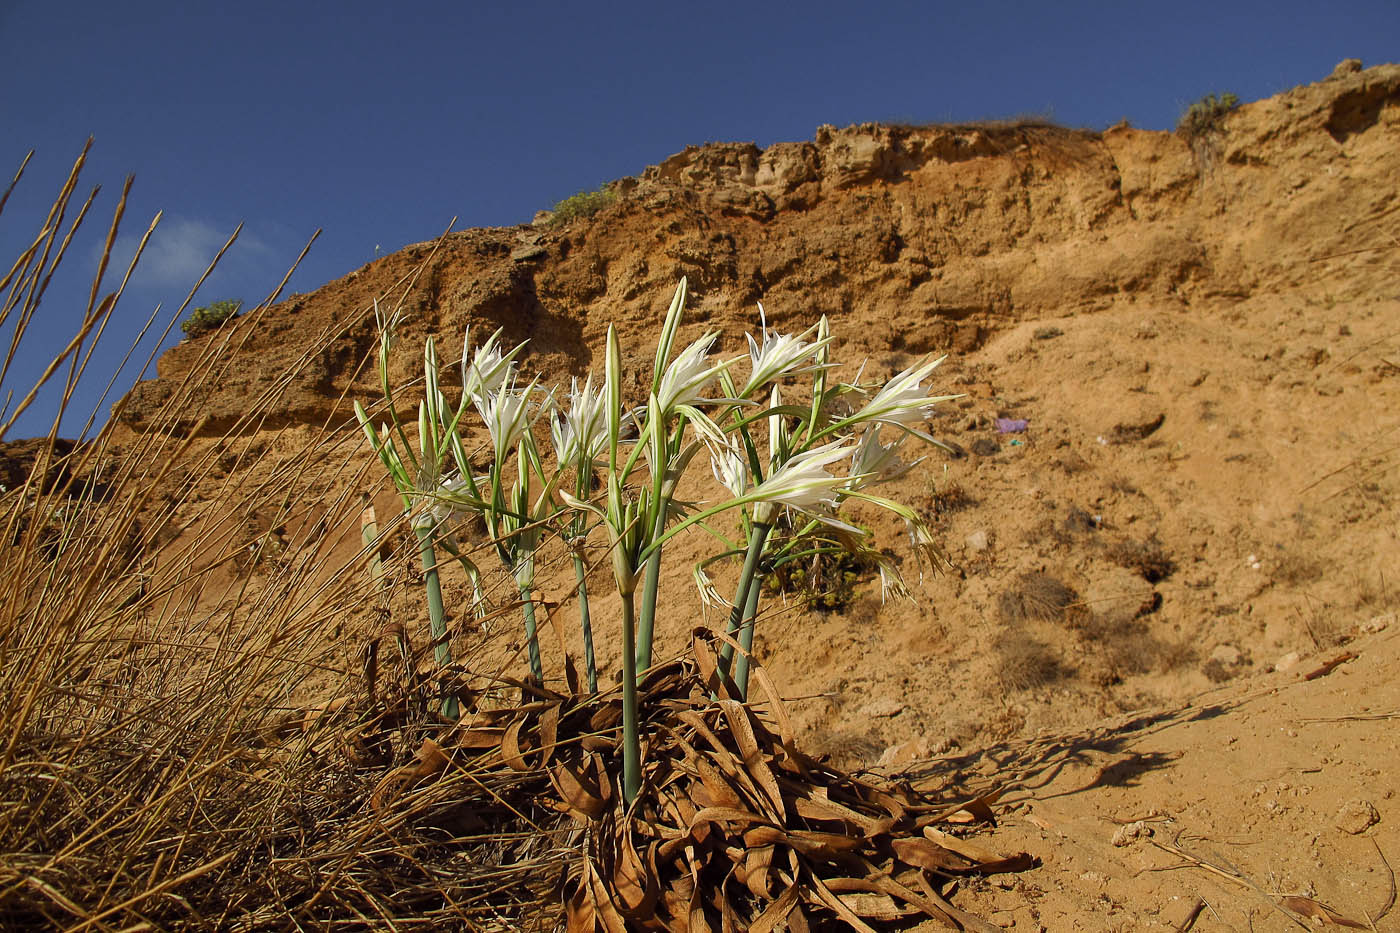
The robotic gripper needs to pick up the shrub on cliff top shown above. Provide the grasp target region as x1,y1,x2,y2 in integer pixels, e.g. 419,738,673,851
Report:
180,298,242,337
545,184,616,227
1176,92,1240,140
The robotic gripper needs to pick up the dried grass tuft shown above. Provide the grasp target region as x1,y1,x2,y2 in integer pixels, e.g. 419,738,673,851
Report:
1104,536,1175,583
993,631,1066,692
997,571,1082,623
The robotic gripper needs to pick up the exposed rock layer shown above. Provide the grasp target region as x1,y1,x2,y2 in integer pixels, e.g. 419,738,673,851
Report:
117,63,1400,436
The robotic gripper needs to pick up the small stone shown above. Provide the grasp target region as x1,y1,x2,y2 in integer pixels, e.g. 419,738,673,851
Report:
962,413,988,432
1274,651,1301,672
510,244,548,262
1336,799,1380,835
876,735,951,768
965,530,990,552
862,698,904,719
1210,644,1241,666
1363,613,1393,634
1330,58,1363,79
1111,820,1153,847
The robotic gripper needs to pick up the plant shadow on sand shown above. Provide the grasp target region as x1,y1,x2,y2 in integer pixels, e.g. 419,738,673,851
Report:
894,700,1236,807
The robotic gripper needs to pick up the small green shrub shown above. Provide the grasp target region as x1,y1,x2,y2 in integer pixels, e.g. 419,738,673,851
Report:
761,521,877,613
546,185,617,227
1176,92,1239,140
180,299,242,338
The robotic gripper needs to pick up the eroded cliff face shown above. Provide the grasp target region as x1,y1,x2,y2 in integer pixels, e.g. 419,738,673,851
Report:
116,61,1400,437
97,62,1400,773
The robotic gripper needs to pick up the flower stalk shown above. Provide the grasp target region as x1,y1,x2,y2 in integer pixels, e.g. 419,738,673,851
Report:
717,518,772,689
413,521,458,720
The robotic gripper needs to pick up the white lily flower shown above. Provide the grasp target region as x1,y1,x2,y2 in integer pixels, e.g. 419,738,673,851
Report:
551,374,608,467
849,426,921,488
749,439,855,518
475,376,544,464
851,356,956,428
411,472,478,529
877,557,914,603
656,332,726,414
709,442,748,498
461,326,517,404
905,513,945,570
692,565,730,610
767,384,783,473
739,303,828,398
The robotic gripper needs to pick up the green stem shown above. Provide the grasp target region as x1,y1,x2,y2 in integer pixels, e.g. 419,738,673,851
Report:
732,559,766,701
413,523,458,720
517,567,543,683
718,521,771,678
620,589,641,803
634,508,666,671
360,495,383,593
573,556,599,693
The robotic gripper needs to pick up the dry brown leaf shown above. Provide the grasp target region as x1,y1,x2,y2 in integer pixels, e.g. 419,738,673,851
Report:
792,793,886,836
929,788,1002,825
581,733,614,753
806,871,882,933
369,738,449,811
782,828,865,858
1279,895,1368,928
864,867,1003,933
551,759,607,821
613,830,660,918
564,652,582,697
891,836,978,872
588,857,629,933
564,874,595,933
502,716,532,772
687,745,745,810
718,699,786,822
539,702,560,764
920,827,1036,873
837,891,909,920
748,664,797,747
690,805,772,831
455,726,507,750
748,882,801,933
744,843,776,900
590,700,623,732
719,874,744,933
677,709,770,809
923,826,1003,863
691,629,738,700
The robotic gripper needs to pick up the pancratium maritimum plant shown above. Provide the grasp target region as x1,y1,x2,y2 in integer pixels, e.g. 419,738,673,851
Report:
359,279,959,802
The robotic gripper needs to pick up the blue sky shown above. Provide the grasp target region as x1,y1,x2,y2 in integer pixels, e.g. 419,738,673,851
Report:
1,0,1395,438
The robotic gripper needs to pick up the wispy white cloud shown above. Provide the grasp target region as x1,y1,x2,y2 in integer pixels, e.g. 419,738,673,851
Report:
103,216,272,292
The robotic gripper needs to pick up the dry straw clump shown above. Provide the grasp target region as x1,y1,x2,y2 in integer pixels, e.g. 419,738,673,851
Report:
0,144,565,928
0,144,1033,929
